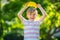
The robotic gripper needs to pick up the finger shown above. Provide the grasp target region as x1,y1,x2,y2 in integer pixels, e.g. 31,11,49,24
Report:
36,4,39,6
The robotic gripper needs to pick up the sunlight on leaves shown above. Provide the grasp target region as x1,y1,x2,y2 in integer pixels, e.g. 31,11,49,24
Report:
49,12,55,17
10,0,15,2
1,19,4,24
11,17,24,29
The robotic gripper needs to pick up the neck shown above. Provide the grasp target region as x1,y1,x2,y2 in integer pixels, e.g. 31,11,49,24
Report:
29,19,35,22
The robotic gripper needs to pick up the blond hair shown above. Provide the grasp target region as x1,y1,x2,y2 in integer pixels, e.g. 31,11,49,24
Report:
27,7,38,14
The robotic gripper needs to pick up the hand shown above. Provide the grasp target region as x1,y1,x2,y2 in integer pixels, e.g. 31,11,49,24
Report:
36,4,41,8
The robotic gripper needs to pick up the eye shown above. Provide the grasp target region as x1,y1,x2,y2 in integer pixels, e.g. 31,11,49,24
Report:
33,14,36,15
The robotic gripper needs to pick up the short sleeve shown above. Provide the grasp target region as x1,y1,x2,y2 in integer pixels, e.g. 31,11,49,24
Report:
37,20,43,25
22,20,28,25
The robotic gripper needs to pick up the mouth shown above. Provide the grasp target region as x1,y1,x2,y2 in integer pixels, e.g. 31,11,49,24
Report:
31,18,34,19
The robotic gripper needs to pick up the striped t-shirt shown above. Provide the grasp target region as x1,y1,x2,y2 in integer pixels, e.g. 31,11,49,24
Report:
23,20,40,40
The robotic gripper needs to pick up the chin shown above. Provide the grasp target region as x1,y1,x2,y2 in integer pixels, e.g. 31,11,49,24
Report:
31,19,35,21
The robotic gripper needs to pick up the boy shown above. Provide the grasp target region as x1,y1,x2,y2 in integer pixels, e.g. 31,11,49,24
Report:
18,3,47,40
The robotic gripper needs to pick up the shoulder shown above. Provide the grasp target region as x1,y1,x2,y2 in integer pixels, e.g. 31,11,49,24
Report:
35,20,42,24
22,20,27,23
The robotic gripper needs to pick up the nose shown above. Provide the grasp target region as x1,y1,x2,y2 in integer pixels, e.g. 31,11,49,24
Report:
31,15,34,17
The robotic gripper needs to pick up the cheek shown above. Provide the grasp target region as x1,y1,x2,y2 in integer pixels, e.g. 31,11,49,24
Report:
35,14,37,17
33,15,37,18
27,14,30,18
34,14,37,17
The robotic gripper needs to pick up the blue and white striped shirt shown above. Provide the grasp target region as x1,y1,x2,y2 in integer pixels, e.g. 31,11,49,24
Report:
23,20,40,40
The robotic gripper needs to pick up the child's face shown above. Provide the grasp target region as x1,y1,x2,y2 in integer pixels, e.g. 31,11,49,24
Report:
27,11,37,21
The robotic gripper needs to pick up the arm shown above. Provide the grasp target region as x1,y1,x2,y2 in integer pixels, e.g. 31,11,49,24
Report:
17,3,28,22
37,4,47,22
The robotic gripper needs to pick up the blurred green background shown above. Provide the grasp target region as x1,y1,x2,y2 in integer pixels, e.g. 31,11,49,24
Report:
0,0,60,40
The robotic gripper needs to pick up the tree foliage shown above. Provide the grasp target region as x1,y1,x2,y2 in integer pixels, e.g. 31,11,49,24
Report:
0,0,60,40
